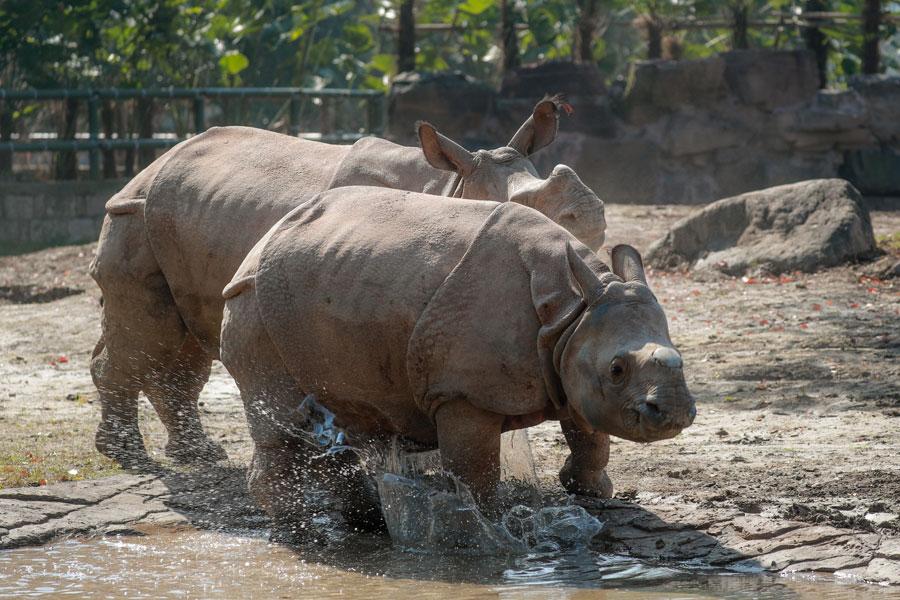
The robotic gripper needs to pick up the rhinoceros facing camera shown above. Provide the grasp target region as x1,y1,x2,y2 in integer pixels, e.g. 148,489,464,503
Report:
219,186,694,531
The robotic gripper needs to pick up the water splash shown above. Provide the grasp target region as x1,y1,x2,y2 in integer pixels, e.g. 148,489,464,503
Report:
286,395,603,556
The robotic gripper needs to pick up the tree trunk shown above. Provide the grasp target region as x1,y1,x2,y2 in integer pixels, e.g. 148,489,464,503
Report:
101,99,117,178
862,0,882,74
55,98,79,180
0,102,12,177
397,0,415,73
803,0,828,88
732,2,749,50
500,0,520,75
136,97,155,169
574,0,600,64
647,17,662,60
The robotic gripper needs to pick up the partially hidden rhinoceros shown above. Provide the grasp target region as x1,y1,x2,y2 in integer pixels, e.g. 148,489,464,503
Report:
89,97,607,469
219,186,695,533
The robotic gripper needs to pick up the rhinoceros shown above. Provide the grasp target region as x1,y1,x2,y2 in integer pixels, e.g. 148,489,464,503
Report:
89,97,608,468
219,186,695,532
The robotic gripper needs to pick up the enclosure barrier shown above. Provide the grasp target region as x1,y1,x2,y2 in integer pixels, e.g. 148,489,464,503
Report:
0,87,385,179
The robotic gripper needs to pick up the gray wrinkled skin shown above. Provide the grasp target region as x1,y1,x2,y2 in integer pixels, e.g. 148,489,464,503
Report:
219,189,694,528
88,97,606,470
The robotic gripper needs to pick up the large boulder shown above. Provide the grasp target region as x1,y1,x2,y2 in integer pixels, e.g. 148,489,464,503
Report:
646,179,877,275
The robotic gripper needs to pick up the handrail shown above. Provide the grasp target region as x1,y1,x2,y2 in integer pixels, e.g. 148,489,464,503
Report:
0,87,382,101
0,87,385,179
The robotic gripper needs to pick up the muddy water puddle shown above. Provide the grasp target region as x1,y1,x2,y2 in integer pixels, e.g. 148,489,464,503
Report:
0,527,895,599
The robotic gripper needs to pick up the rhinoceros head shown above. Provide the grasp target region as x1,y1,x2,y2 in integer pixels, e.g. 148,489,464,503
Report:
559,244,696,443
416,97,606,250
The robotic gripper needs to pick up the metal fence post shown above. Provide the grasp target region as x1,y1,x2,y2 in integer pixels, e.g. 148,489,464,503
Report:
194,94,206,133
88,93,100,179
0,100,12,176
365,95,380,135
289,93,301,136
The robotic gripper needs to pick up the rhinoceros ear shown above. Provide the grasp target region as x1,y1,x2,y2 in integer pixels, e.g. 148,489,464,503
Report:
566,241,605,305
611,244,648,286
417,121,476,176
507,95,561,156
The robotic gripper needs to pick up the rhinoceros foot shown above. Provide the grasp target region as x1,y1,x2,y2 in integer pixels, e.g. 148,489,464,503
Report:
560,454,614,499
95,421,152,470
165,434,228,465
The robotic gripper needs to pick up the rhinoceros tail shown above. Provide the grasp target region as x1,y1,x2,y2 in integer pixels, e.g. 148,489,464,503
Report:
223,275,255,299
105,196,146,215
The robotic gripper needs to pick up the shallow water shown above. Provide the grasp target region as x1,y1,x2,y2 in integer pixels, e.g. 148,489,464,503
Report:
0,528,895,599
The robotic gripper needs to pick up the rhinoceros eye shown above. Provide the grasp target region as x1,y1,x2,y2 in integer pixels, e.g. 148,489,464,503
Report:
609,357,627,384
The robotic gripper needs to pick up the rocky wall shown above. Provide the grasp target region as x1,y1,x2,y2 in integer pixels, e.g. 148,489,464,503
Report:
385,50,900,205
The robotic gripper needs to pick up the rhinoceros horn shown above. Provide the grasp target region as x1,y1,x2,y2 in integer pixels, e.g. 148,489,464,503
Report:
566,242,606,305
611,244,648,286
507,95,561,156
417,121,477,176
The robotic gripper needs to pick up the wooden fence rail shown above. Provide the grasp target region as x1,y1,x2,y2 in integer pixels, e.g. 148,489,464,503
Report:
0,87,384,180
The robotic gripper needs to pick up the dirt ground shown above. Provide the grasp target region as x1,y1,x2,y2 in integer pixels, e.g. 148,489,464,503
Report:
0,205,898,558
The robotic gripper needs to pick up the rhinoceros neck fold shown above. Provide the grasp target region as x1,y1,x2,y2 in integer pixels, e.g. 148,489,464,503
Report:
537,272,620,410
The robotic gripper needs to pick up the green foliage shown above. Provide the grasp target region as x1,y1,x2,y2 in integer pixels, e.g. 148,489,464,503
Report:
0,0,897,92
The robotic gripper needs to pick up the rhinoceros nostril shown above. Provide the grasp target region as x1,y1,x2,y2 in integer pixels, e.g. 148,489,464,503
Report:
638,401,664,424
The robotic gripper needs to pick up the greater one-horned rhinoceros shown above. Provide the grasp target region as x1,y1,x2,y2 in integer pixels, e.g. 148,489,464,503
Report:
219,186,695,531
89,97,607,468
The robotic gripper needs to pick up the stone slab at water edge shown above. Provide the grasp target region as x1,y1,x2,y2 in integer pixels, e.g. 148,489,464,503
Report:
645,179,878,276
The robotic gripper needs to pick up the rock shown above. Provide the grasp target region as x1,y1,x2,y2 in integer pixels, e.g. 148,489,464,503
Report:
850,74,900,143
534,133,660,204
776,90,876,151
662,112,745,157
622,56,726,123
722,49,819,110
836,557,900,585
645,179,878,275
500,60,606,100
0,474,156,505
384,71,495,146
840,147,900,196
777,89,868,133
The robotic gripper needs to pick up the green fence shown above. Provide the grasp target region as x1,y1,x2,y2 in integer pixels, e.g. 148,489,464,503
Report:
0,87,384,179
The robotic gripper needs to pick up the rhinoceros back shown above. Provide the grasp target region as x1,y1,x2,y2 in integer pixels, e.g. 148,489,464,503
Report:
247,187,499,435
144,126,351,355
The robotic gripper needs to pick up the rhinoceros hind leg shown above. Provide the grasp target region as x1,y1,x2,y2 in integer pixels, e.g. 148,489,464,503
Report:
435,399,505,507
90,338,151,469
558,417,614,499
142,333,225,464
91,211,190,469
223,290,384,538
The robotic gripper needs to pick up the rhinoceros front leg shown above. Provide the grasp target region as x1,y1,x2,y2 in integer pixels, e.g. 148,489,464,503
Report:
434,399,505,506
558,417,614,498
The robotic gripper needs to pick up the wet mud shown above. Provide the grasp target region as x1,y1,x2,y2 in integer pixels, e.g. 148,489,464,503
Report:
0,205,898,586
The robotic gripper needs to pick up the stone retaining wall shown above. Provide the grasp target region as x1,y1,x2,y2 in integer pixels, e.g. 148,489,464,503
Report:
0,180,124,249
386,50,900,206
